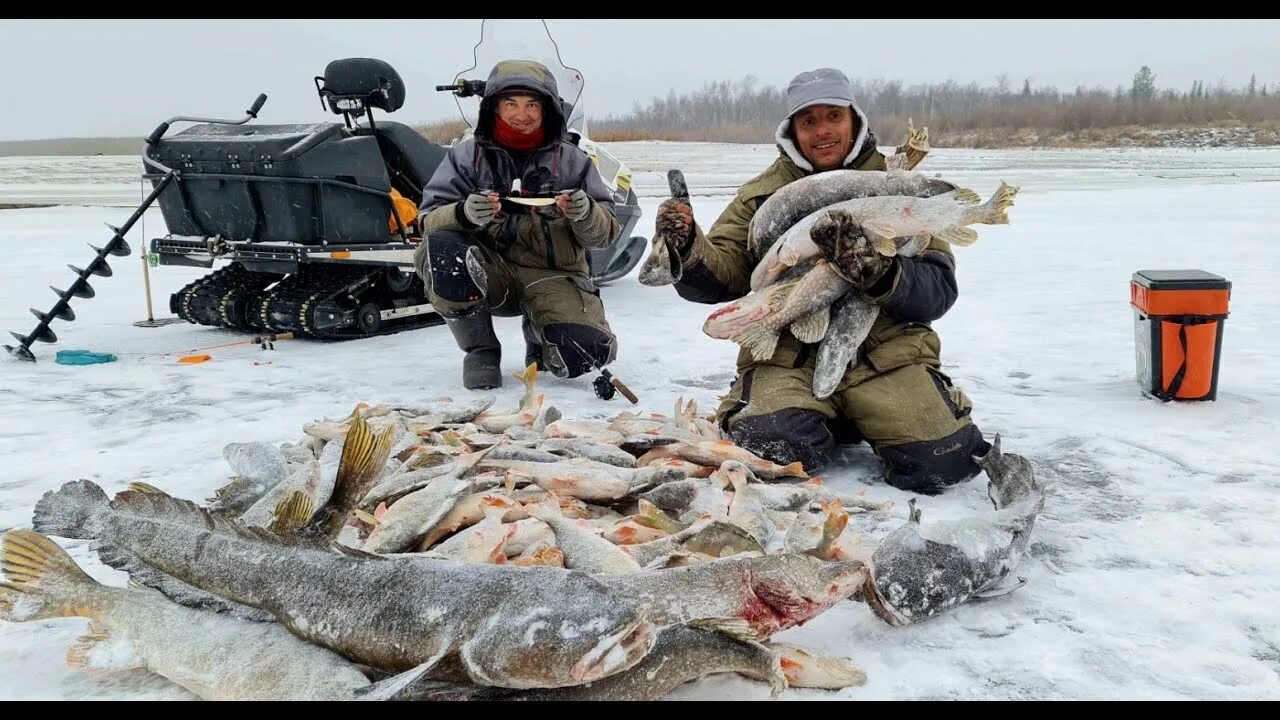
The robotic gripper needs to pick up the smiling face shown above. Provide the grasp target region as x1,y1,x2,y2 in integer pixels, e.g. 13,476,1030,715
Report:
792,103,856,172
496,93,544,135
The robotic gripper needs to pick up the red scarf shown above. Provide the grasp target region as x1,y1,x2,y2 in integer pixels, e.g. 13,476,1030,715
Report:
493,117,546,152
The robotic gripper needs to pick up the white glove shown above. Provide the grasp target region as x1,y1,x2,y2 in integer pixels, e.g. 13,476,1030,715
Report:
559,189,592,222
462,192,498,227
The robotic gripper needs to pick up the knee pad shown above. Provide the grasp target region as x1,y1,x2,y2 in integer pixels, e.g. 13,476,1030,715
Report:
878,423,988,495
726,409,835,472
426,232,486,304
541,323,616,379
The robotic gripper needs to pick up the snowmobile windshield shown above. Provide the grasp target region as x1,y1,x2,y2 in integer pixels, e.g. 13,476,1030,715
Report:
451,19,588,138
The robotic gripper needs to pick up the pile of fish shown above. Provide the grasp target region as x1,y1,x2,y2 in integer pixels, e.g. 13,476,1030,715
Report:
1,365,1046,701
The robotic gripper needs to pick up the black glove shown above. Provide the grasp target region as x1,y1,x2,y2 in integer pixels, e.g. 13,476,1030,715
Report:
809,208,894,292
655,198,696,255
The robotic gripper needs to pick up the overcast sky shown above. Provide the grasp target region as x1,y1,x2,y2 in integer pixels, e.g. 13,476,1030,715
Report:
1,18,1276,140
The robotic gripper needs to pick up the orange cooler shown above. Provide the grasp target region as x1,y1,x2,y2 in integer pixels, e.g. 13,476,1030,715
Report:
1130,269,1231,401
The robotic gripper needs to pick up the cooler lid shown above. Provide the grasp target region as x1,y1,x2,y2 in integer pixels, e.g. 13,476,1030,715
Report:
1132,269,1231,291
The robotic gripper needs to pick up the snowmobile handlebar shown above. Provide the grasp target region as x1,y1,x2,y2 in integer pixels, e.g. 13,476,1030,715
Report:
146,93,269,147
436,79,487,98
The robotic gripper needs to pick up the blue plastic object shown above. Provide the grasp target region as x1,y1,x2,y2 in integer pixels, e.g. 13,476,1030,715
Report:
55,349,118,366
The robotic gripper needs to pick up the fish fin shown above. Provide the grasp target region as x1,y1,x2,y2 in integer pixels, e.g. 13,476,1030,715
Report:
683,520,764,557
965,181,1019,225
328,542,386,560
634,499,681,533
352,508,381,527
780,461,808,479
932,226,979,247
950,187,981,204
353,652,449,701
268,490,315,535
815,499,850,559
512,361,537,389
788,308,830,344
210,477,251,501
332,413,394,509
689,616,762,644
515,362,539,409
32,479,109,540
108,488,313,550
859,220,904,256
126,481,168,496
1,529,99,622
973,575,1028,600
768,642,867,689
731,324,780,363
66,620,143,674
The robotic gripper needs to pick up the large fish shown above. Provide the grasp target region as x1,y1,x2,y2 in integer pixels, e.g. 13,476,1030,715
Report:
31,481,659,688
704,260,849,364
859,435,1046,626
0,529,371,701
753,182,1019,291
603,553,868,639
402,622,787,701
747,169,961,257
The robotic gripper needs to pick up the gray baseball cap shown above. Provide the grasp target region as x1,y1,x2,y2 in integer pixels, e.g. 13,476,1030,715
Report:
785,67,857,118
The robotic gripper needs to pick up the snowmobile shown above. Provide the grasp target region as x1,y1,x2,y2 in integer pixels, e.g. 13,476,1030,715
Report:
149,21,647,340
7,21,648,361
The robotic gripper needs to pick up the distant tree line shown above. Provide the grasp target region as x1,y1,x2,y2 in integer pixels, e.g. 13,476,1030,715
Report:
583,66,1280,145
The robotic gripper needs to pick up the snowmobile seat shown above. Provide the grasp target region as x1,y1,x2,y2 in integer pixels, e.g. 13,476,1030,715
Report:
317,57,448,203
353,121,447,204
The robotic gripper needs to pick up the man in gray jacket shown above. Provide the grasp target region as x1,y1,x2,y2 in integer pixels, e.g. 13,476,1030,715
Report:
416,59,621,389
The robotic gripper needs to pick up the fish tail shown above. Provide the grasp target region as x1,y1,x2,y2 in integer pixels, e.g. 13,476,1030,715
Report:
269,490,316,535
966,181,1019,225
770,642,867,689
779,461,808,479
1,529,100,622
32,479,108,540
321,413,394,537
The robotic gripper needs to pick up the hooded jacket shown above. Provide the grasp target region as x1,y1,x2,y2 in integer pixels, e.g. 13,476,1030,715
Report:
419,60,620,275
672,100,961,380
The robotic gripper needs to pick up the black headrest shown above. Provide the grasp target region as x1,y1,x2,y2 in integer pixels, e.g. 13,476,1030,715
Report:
317,58,406,114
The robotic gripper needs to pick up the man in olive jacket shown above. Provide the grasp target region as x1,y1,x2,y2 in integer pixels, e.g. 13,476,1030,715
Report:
416,59,621,389
650,68,991,495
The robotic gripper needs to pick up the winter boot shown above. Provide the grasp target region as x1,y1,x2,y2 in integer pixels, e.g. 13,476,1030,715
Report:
443,307,502,390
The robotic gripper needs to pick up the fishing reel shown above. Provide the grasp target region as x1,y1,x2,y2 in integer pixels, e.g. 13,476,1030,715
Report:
592,368,638,404
593,372,616,401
